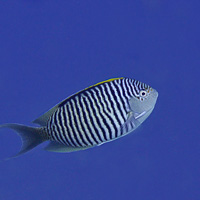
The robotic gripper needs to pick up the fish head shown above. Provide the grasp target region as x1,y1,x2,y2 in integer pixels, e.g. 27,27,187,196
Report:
129,83,158,124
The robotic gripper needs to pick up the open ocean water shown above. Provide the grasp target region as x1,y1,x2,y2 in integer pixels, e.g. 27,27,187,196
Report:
0,1,199,200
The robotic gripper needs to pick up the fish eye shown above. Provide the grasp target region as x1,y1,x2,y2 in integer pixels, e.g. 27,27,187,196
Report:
140,90,147,97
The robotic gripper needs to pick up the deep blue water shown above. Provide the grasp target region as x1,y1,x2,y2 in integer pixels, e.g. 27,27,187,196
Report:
0,1,199,200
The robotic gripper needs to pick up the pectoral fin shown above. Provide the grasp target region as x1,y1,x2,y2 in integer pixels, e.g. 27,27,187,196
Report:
133,111,147,119
121,111,140,134
121,97,147,133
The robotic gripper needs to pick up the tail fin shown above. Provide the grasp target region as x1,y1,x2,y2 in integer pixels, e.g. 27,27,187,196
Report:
0,123,48,159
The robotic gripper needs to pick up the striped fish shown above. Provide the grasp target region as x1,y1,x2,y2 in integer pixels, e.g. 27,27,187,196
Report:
0,77,158,159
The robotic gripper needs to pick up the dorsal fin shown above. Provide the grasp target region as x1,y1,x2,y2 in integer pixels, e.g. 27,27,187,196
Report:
86,77,123,89
32,104,59,126
58,78,124,107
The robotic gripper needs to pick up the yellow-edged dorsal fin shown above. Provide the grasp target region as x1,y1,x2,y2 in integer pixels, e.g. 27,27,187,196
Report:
87,77,124,89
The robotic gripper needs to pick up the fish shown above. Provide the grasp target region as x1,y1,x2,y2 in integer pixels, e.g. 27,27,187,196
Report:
0,77,158,159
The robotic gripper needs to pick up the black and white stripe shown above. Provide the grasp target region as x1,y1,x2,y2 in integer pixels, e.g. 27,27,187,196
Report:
47,78,149,147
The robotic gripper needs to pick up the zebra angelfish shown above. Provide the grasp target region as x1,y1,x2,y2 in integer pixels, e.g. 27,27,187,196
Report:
0,77,158,158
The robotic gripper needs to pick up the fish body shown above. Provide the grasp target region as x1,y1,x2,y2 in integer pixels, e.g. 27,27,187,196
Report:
0,77,158,158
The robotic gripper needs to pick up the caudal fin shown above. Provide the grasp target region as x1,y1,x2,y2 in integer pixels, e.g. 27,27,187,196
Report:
0,123,48,159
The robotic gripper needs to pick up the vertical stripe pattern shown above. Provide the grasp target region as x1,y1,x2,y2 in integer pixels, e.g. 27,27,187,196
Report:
47,78,151,147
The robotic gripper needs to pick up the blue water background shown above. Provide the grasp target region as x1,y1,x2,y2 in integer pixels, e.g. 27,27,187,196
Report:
0,1,199,200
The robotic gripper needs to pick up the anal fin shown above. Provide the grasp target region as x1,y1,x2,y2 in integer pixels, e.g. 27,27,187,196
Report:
44,141,93,153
